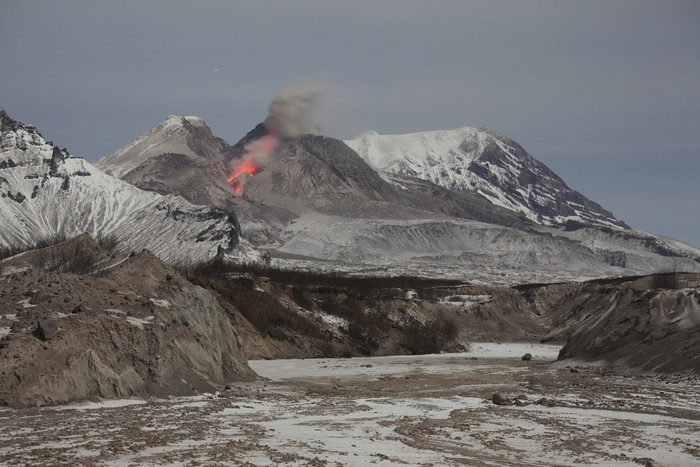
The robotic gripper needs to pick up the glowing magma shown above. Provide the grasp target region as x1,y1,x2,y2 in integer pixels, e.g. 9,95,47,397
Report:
227,160,258,194
226,132,280,195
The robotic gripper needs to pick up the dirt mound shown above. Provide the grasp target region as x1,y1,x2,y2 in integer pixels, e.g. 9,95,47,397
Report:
0,237,255,407
552,274,700,373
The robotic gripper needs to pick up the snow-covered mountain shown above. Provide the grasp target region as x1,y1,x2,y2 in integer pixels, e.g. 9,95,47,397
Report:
94,115,700,283
345,127,628,229
0,107,260,264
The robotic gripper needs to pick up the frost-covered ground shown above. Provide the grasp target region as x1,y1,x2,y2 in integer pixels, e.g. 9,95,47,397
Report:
1,343,698,466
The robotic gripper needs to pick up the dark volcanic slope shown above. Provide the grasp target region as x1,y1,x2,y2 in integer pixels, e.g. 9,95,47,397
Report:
543,274,700,373
243,134,414,216
121,152,236,210
0,235,256,407
389,174,533,228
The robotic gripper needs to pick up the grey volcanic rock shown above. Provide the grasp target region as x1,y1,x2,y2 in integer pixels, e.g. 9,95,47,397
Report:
492,392,512,405
36,320,58,340
388,173,532,228
243,134,411,216
0,237,256,407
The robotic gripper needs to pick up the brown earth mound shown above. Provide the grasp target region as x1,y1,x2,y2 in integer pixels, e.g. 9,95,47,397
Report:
0,235,255,407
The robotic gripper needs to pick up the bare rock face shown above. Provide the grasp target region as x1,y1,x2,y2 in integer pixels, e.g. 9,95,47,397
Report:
36,320,58,340
0,240,256,407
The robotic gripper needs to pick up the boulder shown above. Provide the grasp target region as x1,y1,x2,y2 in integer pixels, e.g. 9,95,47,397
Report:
36,320,58,340
515,395,529,406
492,392,512,406
522,353,532,361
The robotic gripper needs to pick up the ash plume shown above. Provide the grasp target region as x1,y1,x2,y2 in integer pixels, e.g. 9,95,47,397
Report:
264,79,329,138
227,79,329,195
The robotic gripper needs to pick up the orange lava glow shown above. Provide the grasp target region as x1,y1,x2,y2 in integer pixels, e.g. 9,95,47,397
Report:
226,132,280,195
227,160,259,194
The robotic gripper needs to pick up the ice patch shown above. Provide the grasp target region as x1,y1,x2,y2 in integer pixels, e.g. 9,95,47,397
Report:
15,298,37,308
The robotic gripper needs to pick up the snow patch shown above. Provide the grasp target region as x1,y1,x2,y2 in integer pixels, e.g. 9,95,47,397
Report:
149,298,171,308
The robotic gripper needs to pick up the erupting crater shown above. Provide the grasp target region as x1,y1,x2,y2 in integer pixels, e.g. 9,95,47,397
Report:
226,131,280,195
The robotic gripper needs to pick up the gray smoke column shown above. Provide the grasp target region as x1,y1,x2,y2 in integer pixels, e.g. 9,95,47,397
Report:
228,79,329,195
264,79,329,138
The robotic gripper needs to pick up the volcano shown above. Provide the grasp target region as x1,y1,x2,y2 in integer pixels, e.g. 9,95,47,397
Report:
96,116,700,283
96,115,238,210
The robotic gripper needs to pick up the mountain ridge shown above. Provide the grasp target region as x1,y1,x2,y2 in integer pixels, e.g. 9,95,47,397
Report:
345,127,629,230
92,114,700,283
0,107,260,264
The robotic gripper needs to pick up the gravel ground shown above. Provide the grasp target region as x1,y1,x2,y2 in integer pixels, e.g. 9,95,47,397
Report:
1,344,698,466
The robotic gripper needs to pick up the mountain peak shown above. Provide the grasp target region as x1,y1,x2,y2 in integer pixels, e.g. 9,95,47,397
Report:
96,114,227,179
345,127,629,229
165,114,206,127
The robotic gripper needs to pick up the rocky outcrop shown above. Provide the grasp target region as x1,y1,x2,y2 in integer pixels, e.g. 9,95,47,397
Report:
0,238,256,407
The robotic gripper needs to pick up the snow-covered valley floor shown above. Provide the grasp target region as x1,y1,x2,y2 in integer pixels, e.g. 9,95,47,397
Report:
1,343,698,466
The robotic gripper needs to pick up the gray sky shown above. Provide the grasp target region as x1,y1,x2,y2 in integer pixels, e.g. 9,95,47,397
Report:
2,0,699,248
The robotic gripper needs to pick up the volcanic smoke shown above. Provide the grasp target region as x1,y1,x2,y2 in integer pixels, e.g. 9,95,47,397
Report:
227,133,280,194
227,79,328,195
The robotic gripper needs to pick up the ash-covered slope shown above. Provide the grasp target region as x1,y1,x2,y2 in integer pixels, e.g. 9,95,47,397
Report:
0,107,259,264
345,127,628,229
547,274,700,373
242,134,414,216
95,115,238,210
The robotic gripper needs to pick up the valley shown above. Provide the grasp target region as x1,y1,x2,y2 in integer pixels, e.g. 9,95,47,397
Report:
1,104,700,465
1,344,698,466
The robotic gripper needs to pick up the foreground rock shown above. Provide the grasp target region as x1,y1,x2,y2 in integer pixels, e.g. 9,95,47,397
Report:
491,392,512,405
0,238,255,407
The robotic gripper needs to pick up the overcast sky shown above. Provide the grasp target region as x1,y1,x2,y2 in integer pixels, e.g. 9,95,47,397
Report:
1,1,699,248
